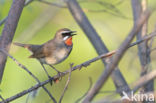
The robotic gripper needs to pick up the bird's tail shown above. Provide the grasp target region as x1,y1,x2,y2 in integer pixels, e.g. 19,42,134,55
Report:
13,42,29,49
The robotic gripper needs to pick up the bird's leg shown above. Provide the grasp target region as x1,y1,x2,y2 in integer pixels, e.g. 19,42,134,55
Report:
39,62,53,85
49,65,62,80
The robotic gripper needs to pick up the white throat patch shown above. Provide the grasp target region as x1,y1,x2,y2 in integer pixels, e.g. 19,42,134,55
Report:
63,36,69,41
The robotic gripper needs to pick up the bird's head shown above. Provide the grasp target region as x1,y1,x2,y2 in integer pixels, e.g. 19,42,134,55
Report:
55,28,76,46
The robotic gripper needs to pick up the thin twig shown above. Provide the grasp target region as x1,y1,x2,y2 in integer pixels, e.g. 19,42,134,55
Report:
133,70,156,92
0,49,56,103
149,28,156,52
75,77,93,103
37,0,66,8
0,0,26,86
0,95,5,103
59,63,73,103
37,0,130,19
132,0,154,93
66,0,130,98
129,31,156,47
0,18,6,26
82,8,152,102
25,94,30,103
150,47,156,52
24,0,34,6
0,0,34,27
0,30,156,103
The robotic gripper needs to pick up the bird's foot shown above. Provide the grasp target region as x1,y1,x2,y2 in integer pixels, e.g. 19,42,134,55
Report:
48,76,53,85
56,71,63,81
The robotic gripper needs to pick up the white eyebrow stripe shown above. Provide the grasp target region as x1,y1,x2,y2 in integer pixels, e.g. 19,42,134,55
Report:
61,31,71,34
63,36,69,41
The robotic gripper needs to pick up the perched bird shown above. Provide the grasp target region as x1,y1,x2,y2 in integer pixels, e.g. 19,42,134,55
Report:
14,28,76,83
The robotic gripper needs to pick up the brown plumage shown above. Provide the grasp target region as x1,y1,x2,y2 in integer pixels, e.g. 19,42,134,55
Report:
14,28,76,83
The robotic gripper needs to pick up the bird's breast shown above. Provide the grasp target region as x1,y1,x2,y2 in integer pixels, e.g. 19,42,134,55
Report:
45,46,72,65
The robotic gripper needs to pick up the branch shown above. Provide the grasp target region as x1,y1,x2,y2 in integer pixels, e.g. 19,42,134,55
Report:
0,95,5,103
94,70,156,103
37,0,129,19
150,47,156,52
132,0,154,93
133,70,156,92
0,18,6,27
37,0,66,8
59,64,73,103
0,0,34,27
0,49,56,103
0,29,155,103
82,8,152,102
65,0,130,97
0,0,26,83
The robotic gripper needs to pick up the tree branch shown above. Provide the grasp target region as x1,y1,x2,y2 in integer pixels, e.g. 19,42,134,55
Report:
0,0,26,83
0,49,56,103
133,70,156,92
82,8,152,102
0,29,155,103
0,95,5,103
0,18,6,27
59,64,73,103
37,0,66,8
65,0,130,97
132,0,154,93
0,0,34,27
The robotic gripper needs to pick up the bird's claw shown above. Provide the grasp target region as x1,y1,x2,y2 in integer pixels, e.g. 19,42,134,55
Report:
48,76,53,85
57,71,62,81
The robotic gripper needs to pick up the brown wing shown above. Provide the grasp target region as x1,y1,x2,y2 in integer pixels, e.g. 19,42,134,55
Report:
29,41,55,58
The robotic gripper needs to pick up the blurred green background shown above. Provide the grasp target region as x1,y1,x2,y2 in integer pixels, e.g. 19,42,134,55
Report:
0,0,156,103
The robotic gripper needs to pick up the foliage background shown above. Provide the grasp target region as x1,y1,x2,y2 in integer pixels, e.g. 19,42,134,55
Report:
0,0,156,103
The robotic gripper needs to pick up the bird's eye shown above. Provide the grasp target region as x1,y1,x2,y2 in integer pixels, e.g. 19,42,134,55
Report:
61,30,76,37
62,33,70,37
61,31,72,37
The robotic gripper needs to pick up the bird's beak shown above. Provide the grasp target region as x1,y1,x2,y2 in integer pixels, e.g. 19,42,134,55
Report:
71,31,77,36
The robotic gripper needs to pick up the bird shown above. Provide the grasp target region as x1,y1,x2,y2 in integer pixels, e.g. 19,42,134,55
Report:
14,28,76,84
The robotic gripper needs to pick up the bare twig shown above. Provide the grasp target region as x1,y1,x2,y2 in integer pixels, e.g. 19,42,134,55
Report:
59,63,73,103
0,49,57,103
150,47,156,52
132,0,154,93
25,94,30,103
75,77,93,103
0,29,155,103
0,0,26,84
25,87,41,103
37,0,66,8
65,0,130,97
129,31,156,47
133,70,156,92
94,70,156,103
0,0,34,27
0,95,5,103
82,8,152,102
36,0,129,19
0,18,6,26
95,1,128,19
24,0,34,6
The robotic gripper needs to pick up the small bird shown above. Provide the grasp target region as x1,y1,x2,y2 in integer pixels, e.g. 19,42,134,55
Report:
14,28,76,83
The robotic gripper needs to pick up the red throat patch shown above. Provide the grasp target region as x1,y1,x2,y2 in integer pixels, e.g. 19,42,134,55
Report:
65,37,72,46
